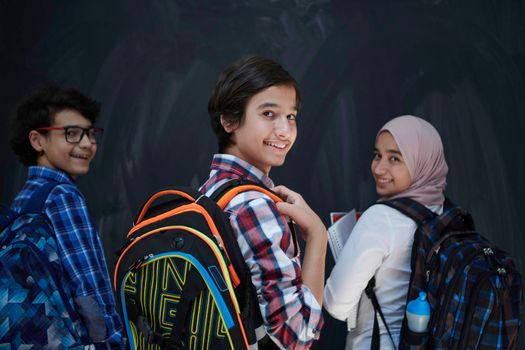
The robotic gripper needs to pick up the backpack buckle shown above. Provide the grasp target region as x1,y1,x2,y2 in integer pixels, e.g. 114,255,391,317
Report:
137,316,155,344
365,278,376,298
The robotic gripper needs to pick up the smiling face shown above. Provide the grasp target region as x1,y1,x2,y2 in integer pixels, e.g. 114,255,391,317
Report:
222,84,297,174
371,131,412,198
29,109,98,178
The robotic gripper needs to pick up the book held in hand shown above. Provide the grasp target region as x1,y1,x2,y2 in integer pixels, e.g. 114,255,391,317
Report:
327,209,357,262
328,209,360,330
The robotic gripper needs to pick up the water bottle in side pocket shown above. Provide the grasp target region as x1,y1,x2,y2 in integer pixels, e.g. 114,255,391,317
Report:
406,291,431,332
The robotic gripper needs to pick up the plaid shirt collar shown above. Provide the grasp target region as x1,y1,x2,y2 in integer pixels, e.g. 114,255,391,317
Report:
27,166,76,185
210,154,274,189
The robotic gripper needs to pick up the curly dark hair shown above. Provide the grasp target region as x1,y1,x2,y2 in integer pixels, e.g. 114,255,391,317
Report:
208,55,301,152
10,85,101,166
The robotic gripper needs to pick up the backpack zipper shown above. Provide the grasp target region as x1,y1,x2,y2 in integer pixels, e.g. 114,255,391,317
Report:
431,242,491,307
423,233,484,293
117,225,241,300
126,205,237,281
128,253,154,271
425,231,480,267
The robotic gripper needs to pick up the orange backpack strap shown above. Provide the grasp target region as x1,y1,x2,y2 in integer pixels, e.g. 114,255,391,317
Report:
212,179,283,210
134,188,200,225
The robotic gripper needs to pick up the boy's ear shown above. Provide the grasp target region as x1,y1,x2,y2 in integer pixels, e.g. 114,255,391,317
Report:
220,114,237,133
28,130,45,152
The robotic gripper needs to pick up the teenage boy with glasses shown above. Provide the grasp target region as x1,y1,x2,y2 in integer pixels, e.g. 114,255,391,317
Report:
9,85,124,349
200,56,328,350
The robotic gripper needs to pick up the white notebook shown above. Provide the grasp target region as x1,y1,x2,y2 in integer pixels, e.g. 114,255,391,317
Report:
327,209,357,262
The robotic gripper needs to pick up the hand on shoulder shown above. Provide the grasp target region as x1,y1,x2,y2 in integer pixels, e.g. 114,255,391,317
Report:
273,185,327,243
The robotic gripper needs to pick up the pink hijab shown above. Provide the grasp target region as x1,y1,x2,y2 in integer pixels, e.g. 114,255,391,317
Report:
377,115,448,206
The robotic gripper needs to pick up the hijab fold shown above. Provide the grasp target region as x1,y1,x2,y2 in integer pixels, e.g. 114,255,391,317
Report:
378,115,448,206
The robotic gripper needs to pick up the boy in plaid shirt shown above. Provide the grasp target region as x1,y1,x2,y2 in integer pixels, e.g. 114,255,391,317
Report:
200,56,328,350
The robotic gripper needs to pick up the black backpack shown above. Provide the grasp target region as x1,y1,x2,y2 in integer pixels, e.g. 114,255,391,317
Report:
365,197,523,349
114,179,293,349
0,182,88,348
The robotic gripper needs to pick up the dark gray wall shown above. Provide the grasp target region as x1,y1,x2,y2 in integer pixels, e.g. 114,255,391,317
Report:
2,1,525,348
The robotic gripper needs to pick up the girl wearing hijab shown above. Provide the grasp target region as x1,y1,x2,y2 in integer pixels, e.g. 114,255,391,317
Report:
323,115,448,349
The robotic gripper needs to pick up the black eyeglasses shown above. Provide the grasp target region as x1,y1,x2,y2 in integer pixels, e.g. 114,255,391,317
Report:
36,126,104,144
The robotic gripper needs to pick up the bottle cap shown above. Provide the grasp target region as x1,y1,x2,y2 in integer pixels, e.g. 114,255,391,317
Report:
406,291,431,315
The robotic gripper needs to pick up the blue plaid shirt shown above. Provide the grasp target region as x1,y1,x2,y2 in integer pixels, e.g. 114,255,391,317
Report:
11,166,124,349
200,155,323,350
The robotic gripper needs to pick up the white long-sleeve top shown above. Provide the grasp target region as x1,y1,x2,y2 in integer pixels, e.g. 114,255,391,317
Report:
324,203,442,349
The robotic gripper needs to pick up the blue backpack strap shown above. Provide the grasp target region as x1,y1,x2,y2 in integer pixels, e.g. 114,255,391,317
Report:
378,196,474,230
21,182,63,214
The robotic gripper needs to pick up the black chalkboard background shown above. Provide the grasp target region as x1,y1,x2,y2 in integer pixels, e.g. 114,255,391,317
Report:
2,1,525,348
